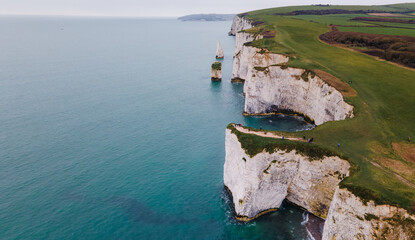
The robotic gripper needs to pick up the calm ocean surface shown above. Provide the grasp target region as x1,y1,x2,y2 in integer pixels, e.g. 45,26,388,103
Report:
0,16,313,239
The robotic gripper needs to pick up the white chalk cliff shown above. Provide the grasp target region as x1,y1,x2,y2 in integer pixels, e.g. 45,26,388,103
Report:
224,128,415,239
323,188,415,240
224,129,350,220
244,65,354,125
232,31,263,66
230,16,353,125
224,15,415,239
229,15,253,36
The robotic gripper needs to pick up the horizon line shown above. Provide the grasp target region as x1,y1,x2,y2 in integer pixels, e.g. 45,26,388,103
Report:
0,13,183,19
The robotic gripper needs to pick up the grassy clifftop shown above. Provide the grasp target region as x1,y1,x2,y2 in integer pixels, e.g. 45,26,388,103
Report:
233,3,415,213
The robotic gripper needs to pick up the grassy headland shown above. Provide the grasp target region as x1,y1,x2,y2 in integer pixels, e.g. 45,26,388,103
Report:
232,3,415,213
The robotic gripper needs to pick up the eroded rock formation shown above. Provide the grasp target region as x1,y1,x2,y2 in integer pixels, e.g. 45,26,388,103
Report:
244,65,354,125
224,129,350,220
211,61,222,81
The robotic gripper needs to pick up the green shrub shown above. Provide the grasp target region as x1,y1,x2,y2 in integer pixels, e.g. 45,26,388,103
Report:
301,69,316,81
212,62,222,70
254,66,268,71
280,64,289,69
258,48,267,54
364,214,380,221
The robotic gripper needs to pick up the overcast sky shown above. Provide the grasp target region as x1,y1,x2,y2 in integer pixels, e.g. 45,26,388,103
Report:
0,0,412,17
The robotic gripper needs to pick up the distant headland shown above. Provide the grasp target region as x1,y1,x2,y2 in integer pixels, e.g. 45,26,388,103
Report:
178,14,235,21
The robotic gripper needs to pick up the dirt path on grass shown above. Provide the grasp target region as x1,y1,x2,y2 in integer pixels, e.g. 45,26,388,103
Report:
234,125,305,142
370,161,415,189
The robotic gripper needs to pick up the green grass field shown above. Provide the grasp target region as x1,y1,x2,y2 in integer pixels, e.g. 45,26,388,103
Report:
292,14,372,26
248,4,415,15
234,3,415,212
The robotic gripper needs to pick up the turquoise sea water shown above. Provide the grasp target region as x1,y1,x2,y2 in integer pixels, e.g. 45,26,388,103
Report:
0,17,313,239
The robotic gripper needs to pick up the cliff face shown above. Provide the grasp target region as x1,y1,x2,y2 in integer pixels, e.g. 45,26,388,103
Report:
229,15,253,36
231,17,353,125
232,44,282,83
322,188,415,240
224,129,350,220
233,32,264,64
244,66,354,125
211,68,222,81
211,61,222,81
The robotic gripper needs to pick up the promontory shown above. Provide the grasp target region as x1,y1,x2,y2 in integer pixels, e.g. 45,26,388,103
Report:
224,3,415,239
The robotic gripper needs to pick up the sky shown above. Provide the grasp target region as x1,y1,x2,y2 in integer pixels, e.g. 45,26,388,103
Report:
0,0,412,17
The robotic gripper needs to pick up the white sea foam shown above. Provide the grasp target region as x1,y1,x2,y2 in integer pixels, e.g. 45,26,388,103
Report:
301,212,316,240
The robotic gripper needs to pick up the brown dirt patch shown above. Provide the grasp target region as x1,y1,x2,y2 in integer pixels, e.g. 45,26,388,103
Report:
313,69,356,97
393,142,415,164
235,125,304,142
369,142,415,187
352,16,415,24
376,157,415,187
367,13,408,17
377,157,414,176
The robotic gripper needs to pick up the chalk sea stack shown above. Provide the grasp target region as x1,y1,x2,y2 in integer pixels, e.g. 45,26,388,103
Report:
211,61,222,81
216,41,224,59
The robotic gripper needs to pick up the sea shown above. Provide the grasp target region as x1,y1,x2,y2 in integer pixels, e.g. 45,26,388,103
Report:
0,16,315,239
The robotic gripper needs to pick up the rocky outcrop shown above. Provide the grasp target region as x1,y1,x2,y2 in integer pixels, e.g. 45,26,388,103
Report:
229,15,253,36
211,61,222,81
216,41,224,59
322,188,415,240
224,129,350,220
